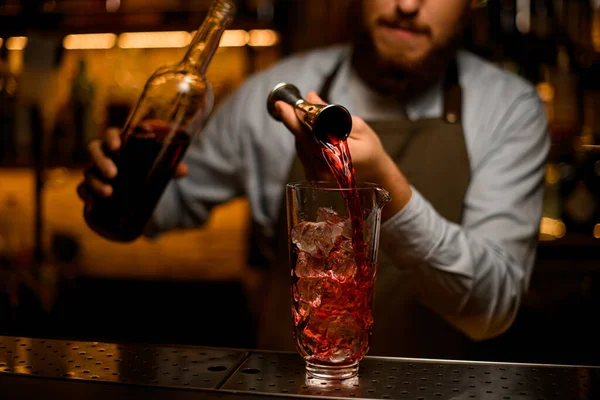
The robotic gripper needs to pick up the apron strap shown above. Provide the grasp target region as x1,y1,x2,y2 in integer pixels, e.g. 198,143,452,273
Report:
442,58,462,124
318,58,345,103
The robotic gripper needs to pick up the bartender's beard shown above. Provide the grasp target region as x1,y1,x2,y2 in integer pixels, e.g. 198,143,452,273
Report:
350,31,462,101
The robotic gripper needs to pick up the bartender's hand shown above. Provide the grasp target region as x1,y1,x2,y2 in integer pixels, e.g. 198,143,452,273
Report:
275,91,413,220
77,128,189,201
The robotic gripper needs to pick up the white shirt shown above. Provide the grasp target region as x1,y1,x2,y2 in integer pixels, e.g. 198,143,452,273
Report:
150,45,550,341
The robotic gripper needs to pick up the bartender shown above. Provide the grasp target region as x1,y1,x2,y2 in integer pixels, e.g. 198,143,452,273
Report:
79,0,549,359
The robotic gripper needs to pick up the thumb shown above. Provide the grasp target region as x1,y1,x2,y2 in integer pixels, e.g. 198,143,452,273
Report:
305,91,328,105
275,101,306,139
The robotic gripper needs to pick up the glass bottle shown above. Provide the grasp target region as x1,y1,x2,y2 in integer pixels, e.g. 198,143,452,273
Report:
83,0,236,242
0,48,18,165
71,58,96,164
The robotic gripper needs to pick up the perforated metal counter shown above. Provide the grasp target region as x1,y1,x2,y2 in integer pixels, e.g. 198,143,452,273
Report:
1,336,598,399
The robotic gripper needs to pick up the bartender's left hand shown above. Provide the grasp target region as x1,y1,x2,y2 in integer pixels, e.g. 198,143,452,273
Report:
275,91,413,220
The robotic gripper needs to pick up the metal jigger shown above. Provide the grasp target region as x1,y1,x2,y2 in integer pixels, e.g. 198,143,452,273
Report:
267,82,352,145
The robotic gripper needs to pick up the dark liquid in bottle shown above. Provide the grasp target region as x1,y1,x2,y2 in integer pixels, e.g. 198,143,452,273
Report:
84,120,190,242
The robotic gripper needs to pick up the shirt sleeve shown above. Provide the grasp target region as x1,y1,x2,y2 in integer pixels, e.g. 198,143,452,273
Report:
380,90,550,341
144,88,247,236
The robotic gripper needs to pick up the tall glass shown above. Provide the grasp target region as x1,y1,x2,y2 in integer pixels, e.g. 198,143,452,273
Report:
286,182,390,380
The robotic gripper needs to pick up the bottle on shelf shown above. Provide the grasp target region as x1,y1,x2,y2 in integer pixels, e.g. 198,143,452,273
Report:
0,194,32,307
82,0,237,242
70,58,96,164
0,48,18,165
0,194,31,269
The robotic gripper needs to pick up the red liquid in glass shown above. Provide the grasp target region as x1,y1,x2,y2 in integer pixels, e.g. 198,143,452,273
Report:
292,141,375,365
84,120,190,242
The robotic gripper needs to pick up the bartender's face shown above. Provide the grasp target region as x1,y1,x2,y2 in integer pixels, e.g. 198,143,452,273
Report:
361,0,475,71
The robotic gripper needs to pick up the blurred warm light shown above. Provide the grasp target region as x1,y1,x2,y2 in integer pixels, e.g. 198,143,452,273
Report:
0,38,3,48
515,0,531,34
106,0,120,12
536,82,554,102
539,217,566,239
248,29,279,47
5,36,27,50
594,224,600,239
593,9,600,52
44,168,70,188
2,75,17,95
219,30,249,47
63,33,116,50
118,31,192,49
545,164,560,185
580,128,595,147
515,11,531,34
55,29,280,50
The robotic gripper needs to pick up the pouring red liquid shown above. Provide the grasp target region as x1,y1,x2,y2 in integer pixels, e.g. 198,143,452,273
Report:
320,141,370,280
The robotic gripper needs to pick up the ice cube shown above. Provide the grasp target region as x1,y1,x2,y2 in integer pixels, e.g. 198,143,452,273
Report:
291,221,344,257
326,246,357,282
317,280,357,316
293,277,326,328
299,311,365,362
292,306,304,326
295,277,324,307
317,207,352,239
294,251,325,278
339,219,352,239
328,348,352,364
317,207,343,224
328,312,365,358
339,238,353,253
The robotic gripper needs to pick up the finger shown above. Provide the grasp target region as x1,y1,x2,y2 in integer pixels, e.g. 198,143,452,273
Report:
277,97,331,176
85,170,113,198
174,162,189,179
351,115,365,127
305,91,328,105
88,140,117,179
350,115,368,134
275,101,306,139
276,100,322,151
104,128,121,152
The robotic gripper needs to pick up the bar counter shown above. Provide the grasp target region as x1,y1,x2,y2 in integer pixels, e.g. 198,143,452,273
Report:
1,336,598,399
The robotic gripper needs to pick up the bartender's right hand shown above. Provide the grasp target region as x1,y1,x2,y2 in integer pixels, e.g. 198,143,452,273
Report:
77,128,189,201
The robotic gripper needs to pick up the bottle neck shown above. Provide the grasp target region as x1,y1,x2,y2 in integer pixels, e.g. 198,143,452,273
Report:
182,1,234,74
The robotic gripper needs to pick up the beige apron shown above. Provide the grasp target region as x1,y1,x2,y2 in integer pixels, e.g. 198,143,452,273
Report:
256,59,476,360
